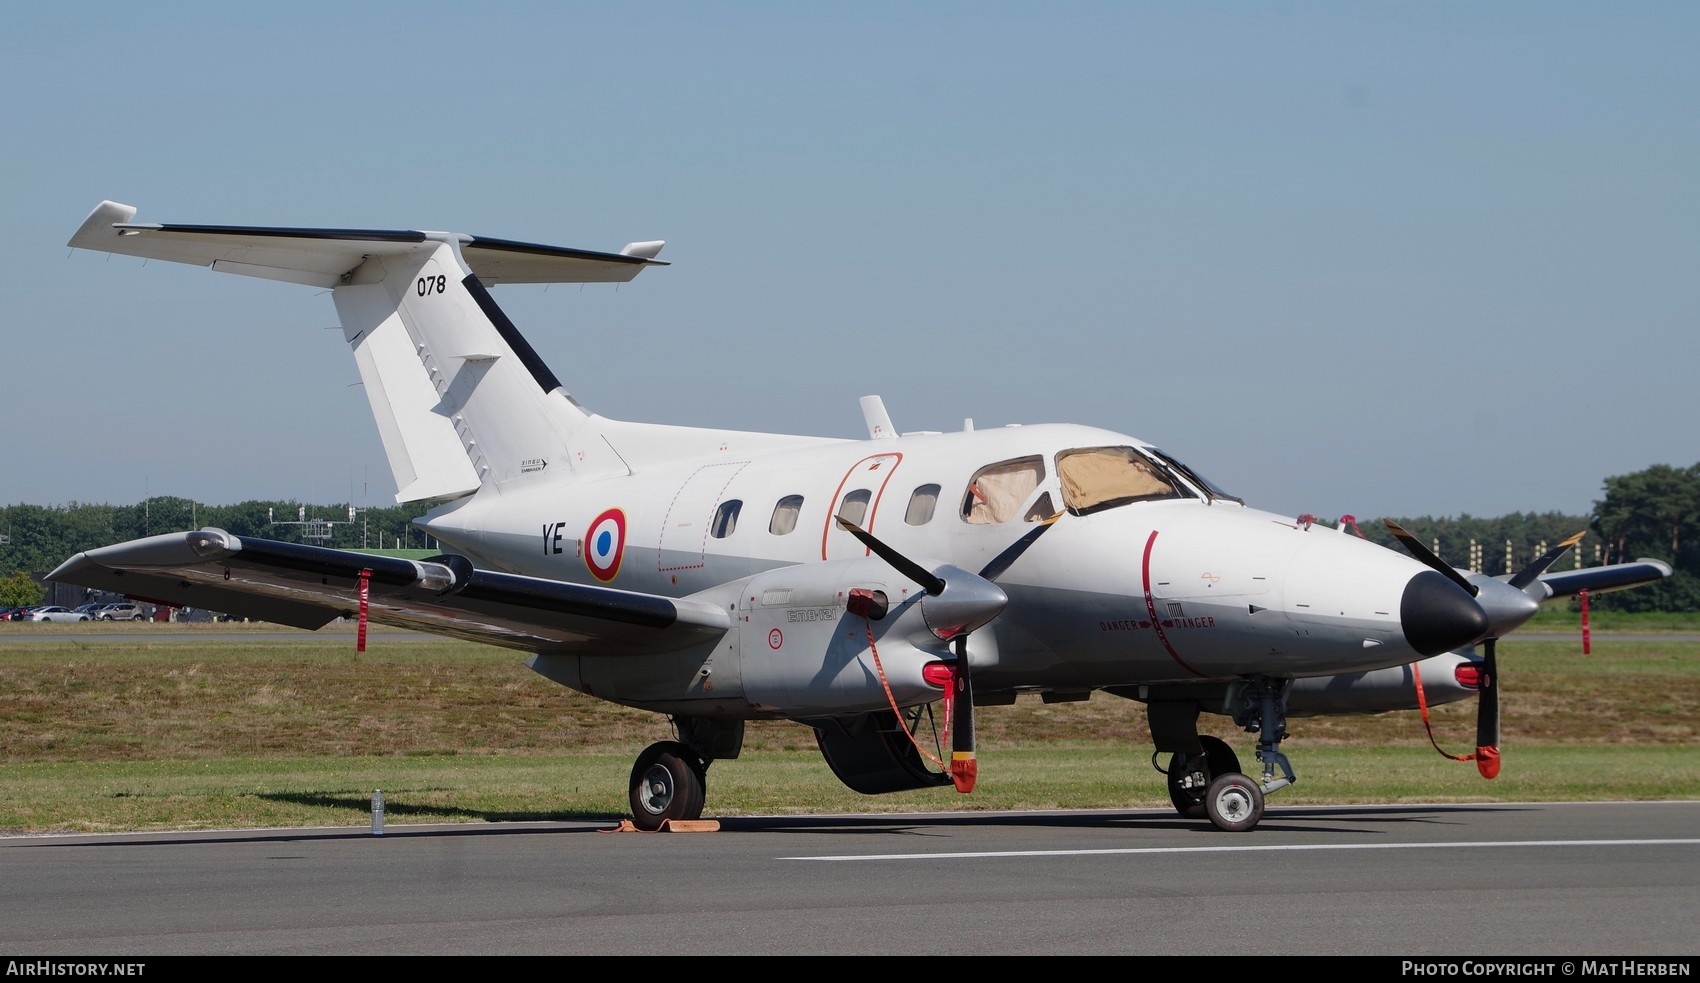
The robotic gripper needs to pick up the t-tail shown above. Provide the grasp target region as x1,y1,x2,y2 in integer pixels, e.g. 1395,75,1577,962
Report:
67,200,667,504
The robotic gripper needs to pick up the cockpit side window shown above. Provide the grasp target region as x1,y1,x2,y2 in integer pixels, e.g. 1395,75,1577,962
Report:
962,456,1046,524
1147,448,1243,504
1057,446,1185,515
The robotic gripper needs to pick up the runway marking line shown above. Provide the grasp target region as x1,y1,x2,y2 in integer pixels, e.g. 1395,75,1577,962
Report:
783,837,1700,861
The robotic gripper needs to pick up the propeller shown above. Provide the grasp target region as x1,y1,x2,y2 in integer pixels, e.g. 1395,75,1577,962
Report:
1473,638,1501,778
1507,530,1587,592
1383,519,1479,597
834,513,1062,792
1386,521,1587,779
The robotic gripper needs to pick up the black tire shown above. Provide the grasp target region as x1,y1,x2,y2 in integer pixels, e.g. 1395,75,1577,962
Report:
628,741,706,831
1204,773,1264,832
1166,735,1241,819
131,615,144,621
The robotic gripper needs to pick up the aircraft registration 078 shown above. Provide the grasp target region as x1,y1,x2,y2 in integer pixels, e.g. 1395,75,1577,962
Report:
52,201,1673,832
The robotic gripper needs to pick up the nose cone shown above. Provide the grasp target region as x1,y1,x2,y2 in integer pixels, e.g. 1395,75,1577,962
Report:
1400,570,1490,656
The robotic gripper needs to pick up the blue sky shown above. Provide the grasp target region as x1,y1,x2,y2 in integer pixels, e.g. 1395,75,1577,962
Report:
4,2,1696,522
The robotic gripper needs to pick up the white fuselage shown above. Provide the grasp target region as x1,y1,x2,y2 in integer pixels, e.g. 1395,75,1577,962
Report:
420,421,1444,695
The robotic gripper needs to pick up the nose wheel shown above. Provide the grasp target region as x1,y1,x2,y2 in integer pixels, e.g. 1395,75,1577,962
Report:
1204,773,1265,832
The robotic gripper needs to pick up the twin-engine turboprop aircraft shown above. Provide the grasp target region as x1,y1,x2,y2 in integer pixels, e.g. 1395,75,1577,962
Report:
51,200,1673,832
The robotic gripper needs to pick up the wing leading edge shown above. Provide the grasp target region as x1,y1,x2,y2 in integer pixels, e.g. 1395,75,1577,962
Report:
48,530,729,655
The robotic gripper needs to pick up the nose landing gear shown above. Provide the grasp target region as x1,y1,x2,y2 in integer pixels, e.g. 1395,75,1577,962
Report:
1150,675,1295,833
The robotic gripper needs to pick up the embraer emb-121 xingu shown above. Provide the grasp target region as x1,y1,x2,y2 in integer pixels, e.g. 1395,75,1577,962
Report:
52,200,1672,832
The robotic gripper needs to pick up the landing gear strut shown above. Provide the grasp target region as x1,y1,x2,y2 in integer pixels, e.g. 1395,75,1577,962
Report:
1148,675,1297,833
1230,674,1297,808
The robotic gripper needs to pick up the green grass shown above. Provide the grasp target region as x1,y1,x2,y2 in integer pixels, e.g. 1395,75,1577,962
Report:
1,622,1696,834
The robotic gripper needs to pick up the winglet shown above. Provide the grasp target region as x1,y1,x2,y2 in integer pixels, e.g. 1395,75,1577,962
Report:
67,200,140,250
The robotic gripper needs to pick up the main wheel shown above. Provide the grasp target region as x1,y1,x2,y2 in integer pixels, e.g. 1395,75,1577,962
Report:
1166,735,1241,819
1204,773,1264,832
628,740,706,831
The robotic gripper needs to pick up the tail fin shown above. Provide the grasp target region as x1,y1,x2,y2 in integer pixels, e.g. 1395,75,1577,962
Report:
69,201,666,503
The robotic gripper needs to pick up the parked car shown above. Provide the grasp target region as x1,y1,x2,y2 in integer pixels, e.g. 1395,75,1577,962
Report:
26,605,92,622
95,602,148,621
0,605,33,621
70,602,107,618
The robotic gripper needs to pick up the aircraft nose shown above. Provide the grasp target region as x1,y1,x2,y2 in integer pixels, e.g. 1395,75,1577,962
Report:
1400,570,1490,656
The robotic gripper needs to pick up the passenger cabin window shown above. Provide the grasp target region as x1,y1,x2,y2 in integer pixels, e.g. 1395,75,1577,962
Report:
962,456,1046,524
1056,447,1184,516
905,484,941,525
837,488,872,526
711,499,742,538
769,495,804,535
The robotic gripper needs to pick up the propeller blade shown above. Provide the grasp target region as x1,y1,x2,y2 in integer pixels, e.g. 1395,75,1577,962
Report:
977,511,1063,581
1507,531,1586,591
835,514,1029,795
949,634,978,792
835,516,946,595
1475,638,1501,779
1383,519,1480,597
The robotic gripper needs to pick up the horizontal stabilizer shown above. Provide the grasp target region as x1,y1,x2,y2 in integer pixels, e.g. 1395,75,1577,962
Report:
68,200,666,288
49,530,729,654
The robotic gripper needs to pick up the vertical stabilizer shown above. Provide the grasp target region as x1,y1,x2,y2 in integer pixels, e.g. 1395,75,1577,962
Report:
66,202,668,505
333,238,608,502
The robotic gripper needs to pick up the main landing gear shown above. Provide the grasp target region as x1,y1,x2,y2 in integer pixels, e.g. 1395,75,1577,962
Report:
1153,675,1296,833
626,717,743,831
628,740,707,831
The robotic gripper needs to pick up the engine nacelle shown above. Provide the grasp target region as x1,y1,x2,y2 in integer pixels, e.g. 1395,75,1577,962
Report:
737,556,957,717
1286,651,1482,717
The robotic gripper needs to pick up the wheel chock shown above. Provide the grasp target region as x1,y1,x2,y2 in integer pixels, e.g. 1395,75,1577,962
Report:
601,818,721,833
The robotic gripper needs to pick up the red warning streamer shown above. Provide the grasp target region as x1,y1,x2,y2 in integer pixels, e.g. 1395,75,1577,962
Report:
1580,589,1591,654
1412,662,1487,769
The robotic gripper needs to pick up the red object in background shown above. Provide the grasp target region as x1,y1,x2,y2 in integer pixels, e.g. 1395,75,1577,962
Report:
1580,588,1591,654
357,569,371,653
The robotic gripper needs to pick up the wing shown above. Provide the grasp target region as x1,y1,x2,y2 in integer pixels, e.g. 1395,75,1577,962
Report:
48,530,729,655
67,200,666,288
1530,558,1674,600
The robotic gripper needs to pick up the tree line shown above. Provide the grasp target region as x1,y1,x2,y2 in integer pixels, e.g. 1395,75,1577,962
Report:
3,462,1697,611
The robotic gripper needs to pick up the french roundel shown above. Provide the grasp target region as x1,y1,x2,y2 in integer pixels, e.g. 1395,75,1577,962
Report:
584,508,627,582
